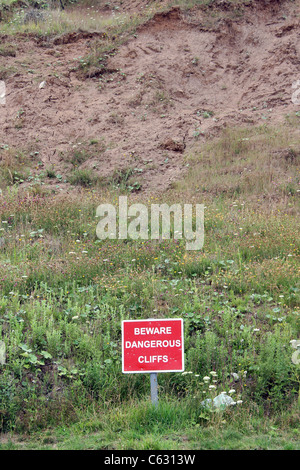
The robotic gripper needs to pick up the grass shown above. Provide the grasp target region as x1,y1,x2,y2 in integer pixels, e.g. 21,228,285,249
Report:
0,121,299,446
67,168,98,186
1,8,132,35
0,399,299,450
176,124,300,202
0,44,16,57
0,0,159,37
0,0,299,450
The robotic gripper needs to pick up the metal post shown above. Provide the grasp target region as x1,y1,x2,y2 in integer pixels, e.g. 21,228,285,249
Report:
150,373,158,407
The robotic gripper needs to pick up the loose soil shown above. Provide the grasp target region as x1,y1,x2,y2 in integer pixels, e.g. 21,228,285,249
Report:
0,0,299,193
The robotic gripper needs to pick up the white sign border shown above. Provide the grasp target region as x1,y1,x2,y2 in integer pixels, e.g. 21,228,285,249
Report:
121,318,185,374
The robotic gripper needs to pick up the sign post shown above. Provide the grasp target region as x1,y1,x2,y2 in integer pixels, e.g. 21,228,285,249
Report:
150,373,158,407
122,318,184,406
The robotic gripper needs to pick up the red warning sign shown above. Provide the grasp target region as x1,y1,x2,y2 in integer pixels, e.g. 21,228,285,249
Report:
122,318,184,373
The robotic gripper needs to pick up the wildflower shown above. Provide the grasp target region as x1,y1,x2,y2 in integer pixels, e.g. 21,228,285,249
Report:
203,376,210,382
229,389,236,394
209,385,216,390
210,371,217,377
236,400,243,405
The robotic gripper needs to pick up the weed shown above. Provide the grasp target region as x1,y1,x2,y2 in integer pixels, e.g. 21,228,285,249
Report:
67,168,97,187
0,44,16,57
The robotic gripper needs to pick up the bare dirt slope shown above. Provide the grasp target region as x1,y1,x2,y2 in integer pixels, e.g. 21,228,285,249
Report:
0,0,300,193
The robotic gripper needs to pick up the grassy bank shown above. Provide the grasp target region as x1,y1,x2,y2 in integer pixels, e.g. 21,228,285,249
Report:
0,0,299,450
0,121,299,448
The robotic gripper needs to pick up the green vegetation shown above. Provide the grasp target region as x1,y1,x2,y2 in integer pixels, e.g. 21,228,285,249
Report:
0,0,299,451
0,119,299,448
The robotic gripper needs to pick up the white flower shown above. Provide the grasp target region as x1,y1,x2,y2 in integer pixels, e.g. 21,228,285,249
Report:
209,385,216,390
236,400,243,404
210,371,217,376
203,376,210,382
229,389,236,394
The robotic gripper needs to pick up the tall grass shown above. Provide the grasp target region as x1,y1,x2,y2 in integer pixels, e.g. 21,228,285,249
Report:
0,0,299,444
0,157,298,433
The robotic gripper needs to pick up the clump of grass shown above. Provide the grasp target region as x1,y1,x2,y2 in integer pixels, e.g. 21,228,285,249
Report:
176,123,300,202
46,167,56,179
0,6,132,36
65,141,105,169
0,147,31,188
69,150,91,168
67,168,97,187
107,167,142,192
0,182,298,438
0,65,17,80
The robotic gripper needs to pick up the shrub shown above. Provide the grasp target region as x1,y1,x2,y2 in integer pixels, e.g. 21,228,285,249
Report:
68,169,97,187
